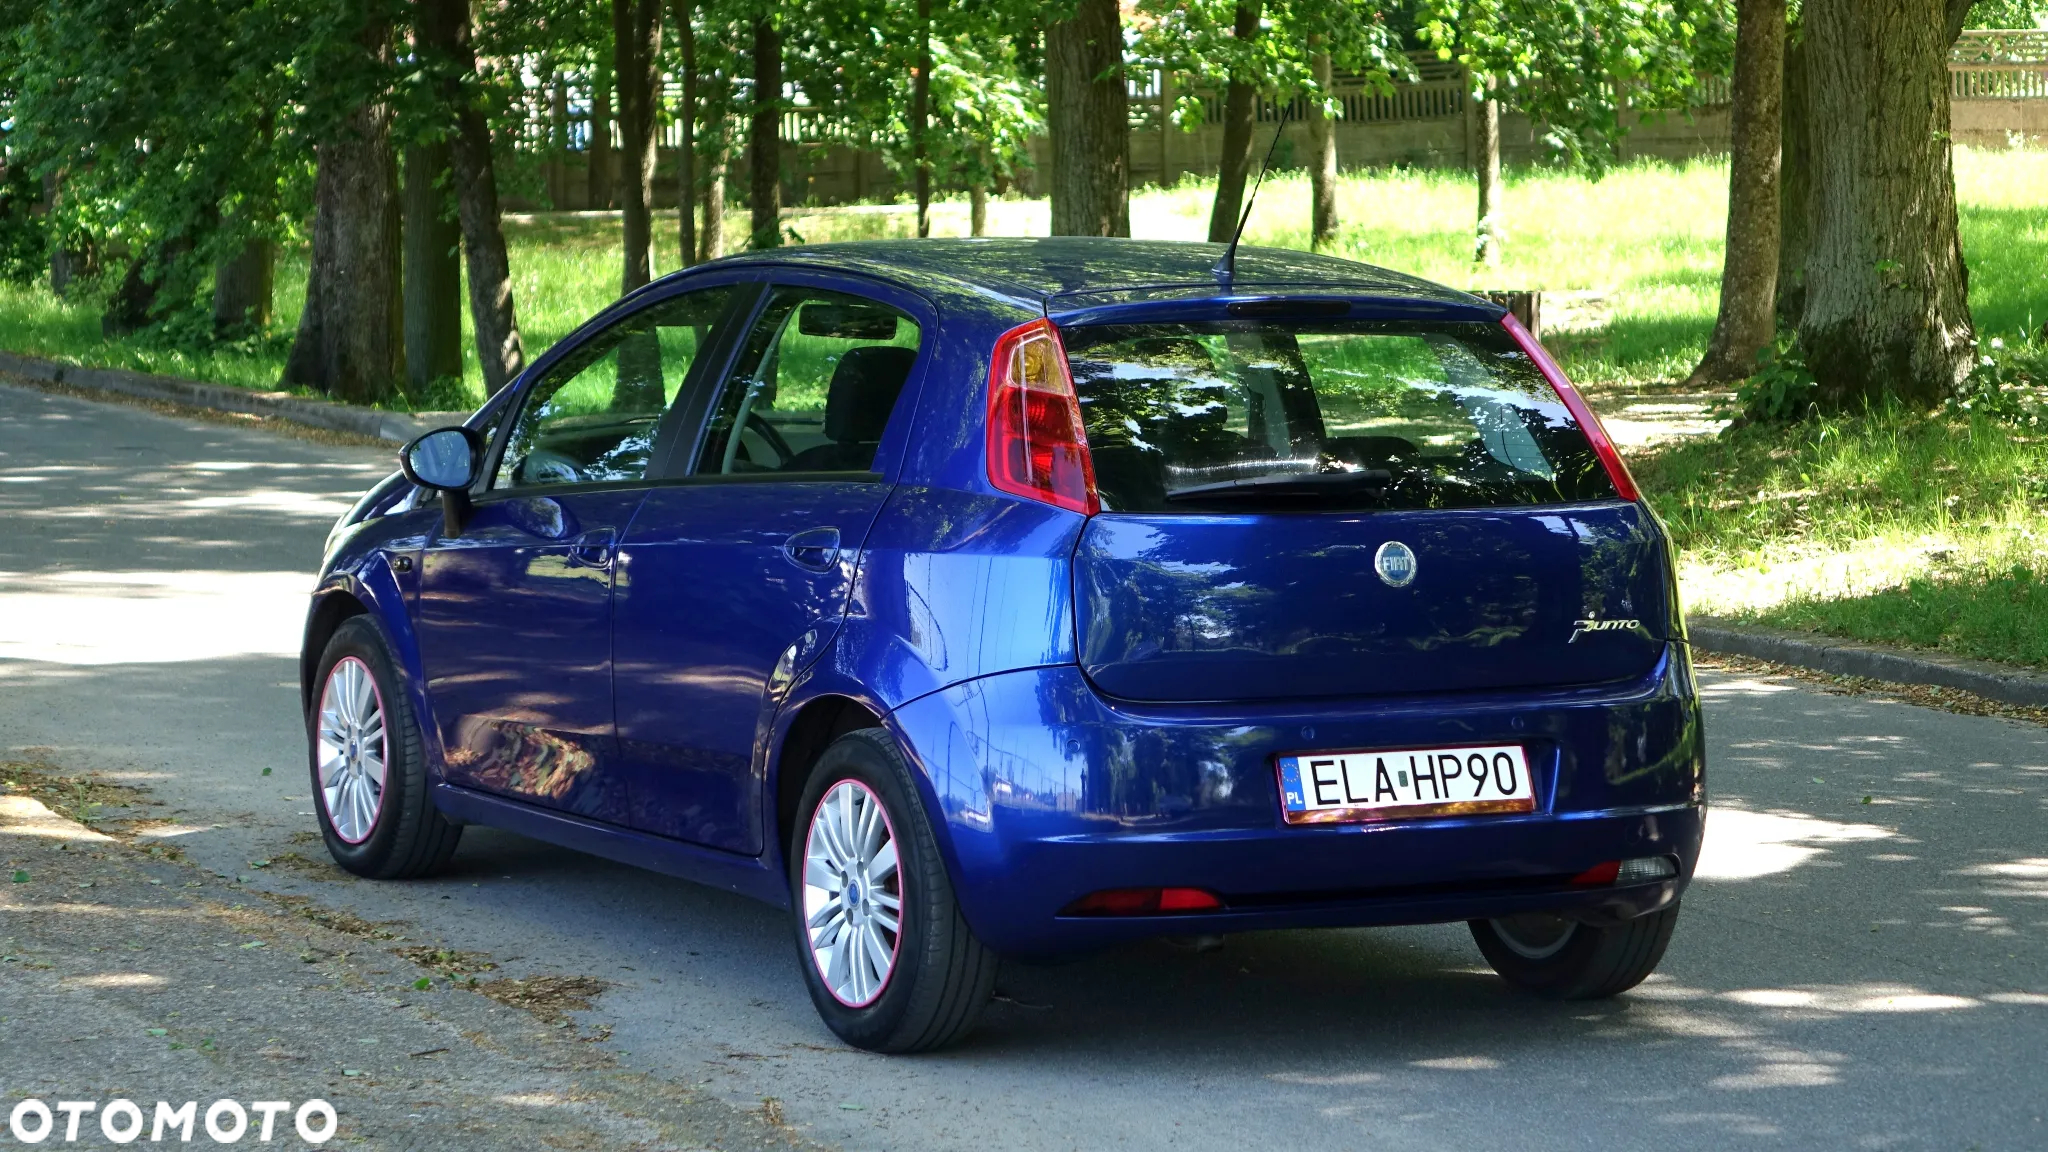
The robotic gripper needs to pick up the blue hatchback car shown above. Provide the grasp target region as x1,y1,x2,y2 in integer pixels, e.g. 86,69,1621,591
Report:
306,238,1704,1052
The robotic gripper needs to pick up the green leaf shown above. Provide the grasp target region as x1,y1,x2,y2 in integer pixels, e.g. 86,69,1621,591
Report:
248,860,271,869
10,870,26,883
413,977,432,991
261,767,272,776
146,1028,168,1036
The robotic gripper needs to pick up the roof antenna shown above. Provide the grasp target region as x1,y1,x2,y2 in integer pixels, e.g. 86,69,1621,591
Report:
1214,101,1295,289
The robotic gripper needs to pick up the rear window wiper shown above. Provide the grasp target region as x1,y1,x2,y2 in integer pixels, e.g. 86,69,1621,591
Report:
1162,469,1394,502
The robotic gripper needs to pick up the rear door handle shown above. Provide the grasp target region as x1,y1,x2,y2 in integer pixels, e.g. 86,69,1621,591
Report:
783,527,842,572
568,528,616,569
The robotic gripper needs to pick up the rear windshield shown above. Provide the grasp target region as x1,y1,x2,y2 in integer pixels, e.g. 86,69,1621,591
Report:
1062,320,1617,513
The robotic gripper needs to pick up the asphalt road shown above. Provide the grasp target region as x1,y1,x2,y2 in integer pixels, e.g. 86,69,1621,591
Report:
4,379,2045,1151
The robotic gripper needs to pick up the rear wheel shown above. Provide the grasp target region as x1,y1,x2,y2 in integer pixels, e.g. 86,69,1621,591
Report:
789,729,995,1052
1469,904,1679,1000
309,617,462,879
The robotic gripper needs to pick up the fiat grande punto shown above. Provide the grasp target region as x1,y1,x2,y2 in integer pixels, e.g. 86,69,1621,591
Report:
305,239,1704,1052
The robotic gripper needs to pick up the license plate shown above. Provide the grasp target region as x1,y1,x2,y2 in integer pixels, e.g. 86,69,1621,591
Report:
1276,744,1536,825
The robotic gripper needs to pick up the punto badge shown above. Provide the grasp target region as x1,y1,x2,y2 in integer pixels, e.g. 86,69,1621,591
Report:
1374,541,1417,588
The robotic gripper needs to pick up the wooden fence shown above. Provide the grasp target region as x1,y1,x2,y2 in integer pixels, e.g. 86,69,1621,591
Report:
502,34,2048,211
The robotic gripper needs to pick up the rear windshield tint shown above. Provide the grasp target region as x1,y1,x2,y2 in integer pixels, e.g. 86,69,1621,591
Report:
1062,320,1618,513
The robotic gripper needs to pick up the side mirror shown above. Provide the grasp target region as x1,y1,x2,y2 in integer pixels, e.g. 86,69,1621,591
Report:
399,426,484,537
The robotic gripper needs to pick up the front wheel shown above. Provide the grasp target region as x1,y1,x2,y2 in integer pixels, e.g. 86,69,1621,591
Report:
309,616,462,879
1469,903,1680,1000
789,729,995,1052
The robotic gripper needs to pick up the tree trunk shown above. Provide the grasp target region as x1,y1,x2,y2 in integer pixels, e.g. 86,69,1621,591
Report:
282,162,333,388
701,148,727,261
403,140,463,392
1205,0,1264,244
1307,47,1338,252
1045,0,1129,236
590,64,615,210
1775,26,1811,326
1474,91,1501,266
43,172,88,297
913,0,932,238
749,15,782,250
213,237,274,336
282,72,404,406
970,181,988,237
1686,0,1784,386
548,72,570,208
615,0,663,292
675,0,696,268
1798,0,1973,409
419,0,527,395
102,253,160,336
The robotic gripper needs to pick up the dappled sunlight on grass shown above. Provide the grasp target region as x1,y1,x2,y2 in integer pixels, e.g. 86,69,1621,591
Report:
1638,403,2048,665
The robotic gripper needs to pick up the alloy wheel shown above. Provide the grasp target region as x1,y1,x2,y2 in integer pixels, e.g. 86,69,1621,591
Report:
316,656,388,844
801,779,903,1007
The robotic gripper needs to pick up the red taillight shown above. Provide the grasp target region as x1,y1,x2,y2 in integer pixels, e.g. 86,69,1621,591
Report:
1063,887,1224,916
1499,313,1639,502
986,317,1099,515
1571,860,1623,886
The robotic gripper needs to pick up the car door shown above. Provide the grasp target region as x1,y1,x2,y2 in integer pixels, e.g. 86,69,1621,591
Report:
414,285,743,822
612,277,930,853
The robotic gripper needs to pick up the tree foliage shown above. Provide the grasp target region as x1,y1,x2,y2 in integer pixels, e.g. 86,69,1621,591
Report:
1417,0,1734,171
4,0,405,335
1133,0,1407,127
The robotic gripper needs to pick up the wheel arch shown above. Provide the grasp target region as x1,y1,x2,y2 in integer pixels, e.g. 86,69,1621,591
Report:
772,694,884,868
301,589,369,712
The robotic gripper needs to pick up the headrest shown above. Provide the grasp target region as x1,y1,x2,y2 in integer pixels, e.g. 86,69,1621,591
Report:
824,345,917,443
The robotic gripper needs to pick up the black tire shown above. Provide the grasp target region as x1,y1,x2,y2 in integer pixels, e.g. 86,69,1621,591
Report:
788,728,996,1052
308,616,462,880
1469,903,1680,1000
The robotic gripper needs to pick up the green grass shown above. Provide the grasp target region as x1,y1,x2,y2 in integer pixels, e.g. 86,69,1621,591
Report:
1757,567,2048,669
4,147,2039,408
1633,404,2048,668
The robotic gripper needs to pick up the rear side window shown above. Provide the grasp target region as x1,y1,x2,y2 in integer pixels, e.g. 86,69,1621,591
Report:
695,288,921,475
1062,321,1617,512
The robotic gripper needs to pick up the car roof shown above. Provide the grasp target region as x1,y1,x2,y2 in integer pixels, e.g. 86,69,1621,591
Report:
688,237,1486,317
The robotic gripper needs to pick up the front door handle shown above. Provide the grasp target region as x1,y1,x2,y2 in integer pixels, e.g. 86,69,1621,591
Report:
783,527,842,572
568,528,616,570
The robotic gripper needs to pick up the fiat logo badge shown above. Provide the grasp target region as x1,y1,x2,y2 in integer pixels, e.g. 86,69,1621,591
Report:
1375,541,1417,588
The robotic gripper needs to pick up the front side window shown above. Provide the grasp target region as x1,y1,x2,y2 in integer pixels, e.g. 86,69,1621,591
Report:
695,287,921,476
495,287,733,490
1064,320,1617,513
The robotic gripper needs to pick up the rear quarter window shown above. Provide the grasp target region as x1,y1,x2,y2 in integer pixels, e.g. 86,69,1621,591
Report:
1062,320,1617,513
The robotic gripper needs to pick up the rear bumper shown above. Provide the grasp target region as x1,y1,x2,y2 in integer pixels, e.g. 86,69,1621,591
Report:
886,644,1704,957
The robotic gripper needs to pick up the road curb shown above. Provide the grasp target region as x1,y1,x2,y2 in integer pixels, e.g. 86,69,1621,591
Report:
0,350,465,442
1688,618,2048,708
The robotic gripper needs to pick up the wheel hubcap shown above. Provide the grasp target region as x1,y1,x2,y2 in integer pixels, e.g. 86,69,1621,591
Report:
801,780,902,1007
316,656,388,844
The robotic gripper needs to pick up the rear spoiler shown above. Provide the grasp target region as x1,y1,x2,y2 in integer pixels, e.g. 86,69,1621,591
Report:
1046,291,1504,329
